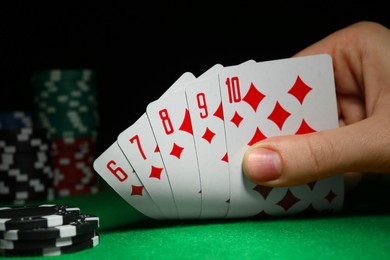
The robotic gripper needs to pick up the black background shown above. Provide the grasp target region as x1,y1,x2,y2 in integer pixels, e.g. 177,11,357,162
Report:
1,2,390,155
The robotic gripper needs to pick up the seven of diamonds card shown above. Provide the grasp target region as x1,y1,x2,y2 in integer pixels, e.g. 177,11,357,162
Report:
93,54,344,220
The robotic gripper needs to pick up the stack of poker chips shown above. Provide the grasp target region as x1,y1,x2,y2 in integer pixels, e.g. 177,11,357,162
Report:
0,111,34,129
0,204,100,257
31,69,101,197
0,111,55,204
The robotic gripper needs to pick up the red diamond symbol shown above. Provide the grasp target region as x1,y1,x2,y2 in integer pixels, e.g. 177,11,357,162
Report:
170,143,184,159
131,185,143,196
295,119,317,134
179,108,193,135
267,101,291,130
202,127,215,144
221,153,228,163
247,127,267,146
230,111,243,128
242,82,265,112
213,102,224,121
276,189,300,211
149,165,163,179
288,75,313,104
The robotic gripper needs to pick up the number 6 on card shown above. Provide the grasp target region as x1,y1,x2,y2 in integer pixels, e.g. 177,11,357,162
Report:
93,142,166,219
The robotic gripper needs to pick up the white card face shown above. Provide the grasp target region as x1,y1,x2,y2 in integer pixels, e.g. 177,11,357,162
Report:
117,72,197,219
92,142,165,220
218,54,344,218
117,64,223,220
144,64,224,219
185,72,230,219
117,113,179,219
184,60,255,219
146,87,202,219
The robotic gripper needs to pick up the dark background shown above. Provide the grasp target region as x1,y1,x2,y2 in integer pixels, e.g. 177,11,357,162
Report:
1,2,390,156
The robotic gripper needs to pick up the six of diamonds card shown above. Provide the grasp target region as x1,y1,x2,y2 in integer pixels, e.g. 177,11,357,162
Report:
93,54,344,220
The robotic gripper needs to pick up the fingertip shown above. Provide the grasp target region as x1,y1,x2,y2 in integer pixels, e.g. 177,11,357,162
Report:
243,147,282,183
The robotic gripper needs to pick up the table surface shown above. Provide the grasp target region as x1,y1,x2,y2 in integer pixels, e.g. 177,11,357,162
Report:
1,175,390,260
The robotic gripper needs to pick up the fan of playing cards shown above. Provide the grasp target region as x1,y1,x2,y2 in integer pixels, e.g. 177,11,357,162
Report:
93,54,344,220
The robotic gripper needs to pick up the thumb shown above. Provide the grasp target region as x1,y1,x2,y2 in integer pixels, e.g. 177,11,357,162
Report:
242,118,385,187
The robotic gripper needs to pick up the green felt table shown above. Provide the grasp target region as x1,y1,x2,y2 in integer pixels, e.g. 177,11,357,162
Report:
2,175,390,260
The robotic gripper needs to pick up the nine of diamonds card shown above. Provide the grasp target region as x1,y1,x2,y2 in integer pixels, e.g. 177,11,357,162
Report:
93,54,344,220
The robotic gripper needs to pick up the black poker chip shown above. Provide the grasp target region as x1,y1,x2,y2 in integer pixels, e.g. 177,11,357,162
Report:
0,234,99,256
0,203,100,256
0,213,100,240
0,204,80,231
0,190,55,205
0,128,49,144
0,230,97,250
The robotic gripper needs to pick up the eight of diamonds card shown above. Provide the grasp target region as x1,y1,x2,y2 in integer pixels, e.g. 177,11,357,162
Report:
218,54,344,218
143,64,224,220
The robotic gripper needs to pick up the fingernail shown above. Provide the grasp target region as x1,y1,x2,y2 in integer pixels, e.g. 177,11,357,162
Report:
246,148,282,182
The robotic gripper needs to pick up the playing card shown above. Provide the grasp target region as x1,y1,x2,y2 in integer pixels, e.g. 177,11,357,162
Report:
144,64,224,219
218,54,344,218
92,141,165,220
117,72,196,219
185,60,255,219
118,64,223,220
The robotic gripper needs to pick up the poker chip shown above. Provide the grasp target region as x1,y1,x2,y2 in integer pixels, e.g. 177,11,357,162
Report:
0,204,80,230
0,213,100,240
51,136,101,195
0,190,55,206
32,69,101,197
0,126,55,204
0,234,99,256
31,69,96,83
0,204,100,256
32,70,99,140
0,230,97,250
0,111,34,129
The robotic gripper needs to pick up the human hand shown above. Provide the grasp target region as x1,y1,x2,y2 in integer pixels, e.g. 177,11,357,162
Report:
242,21,390,189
